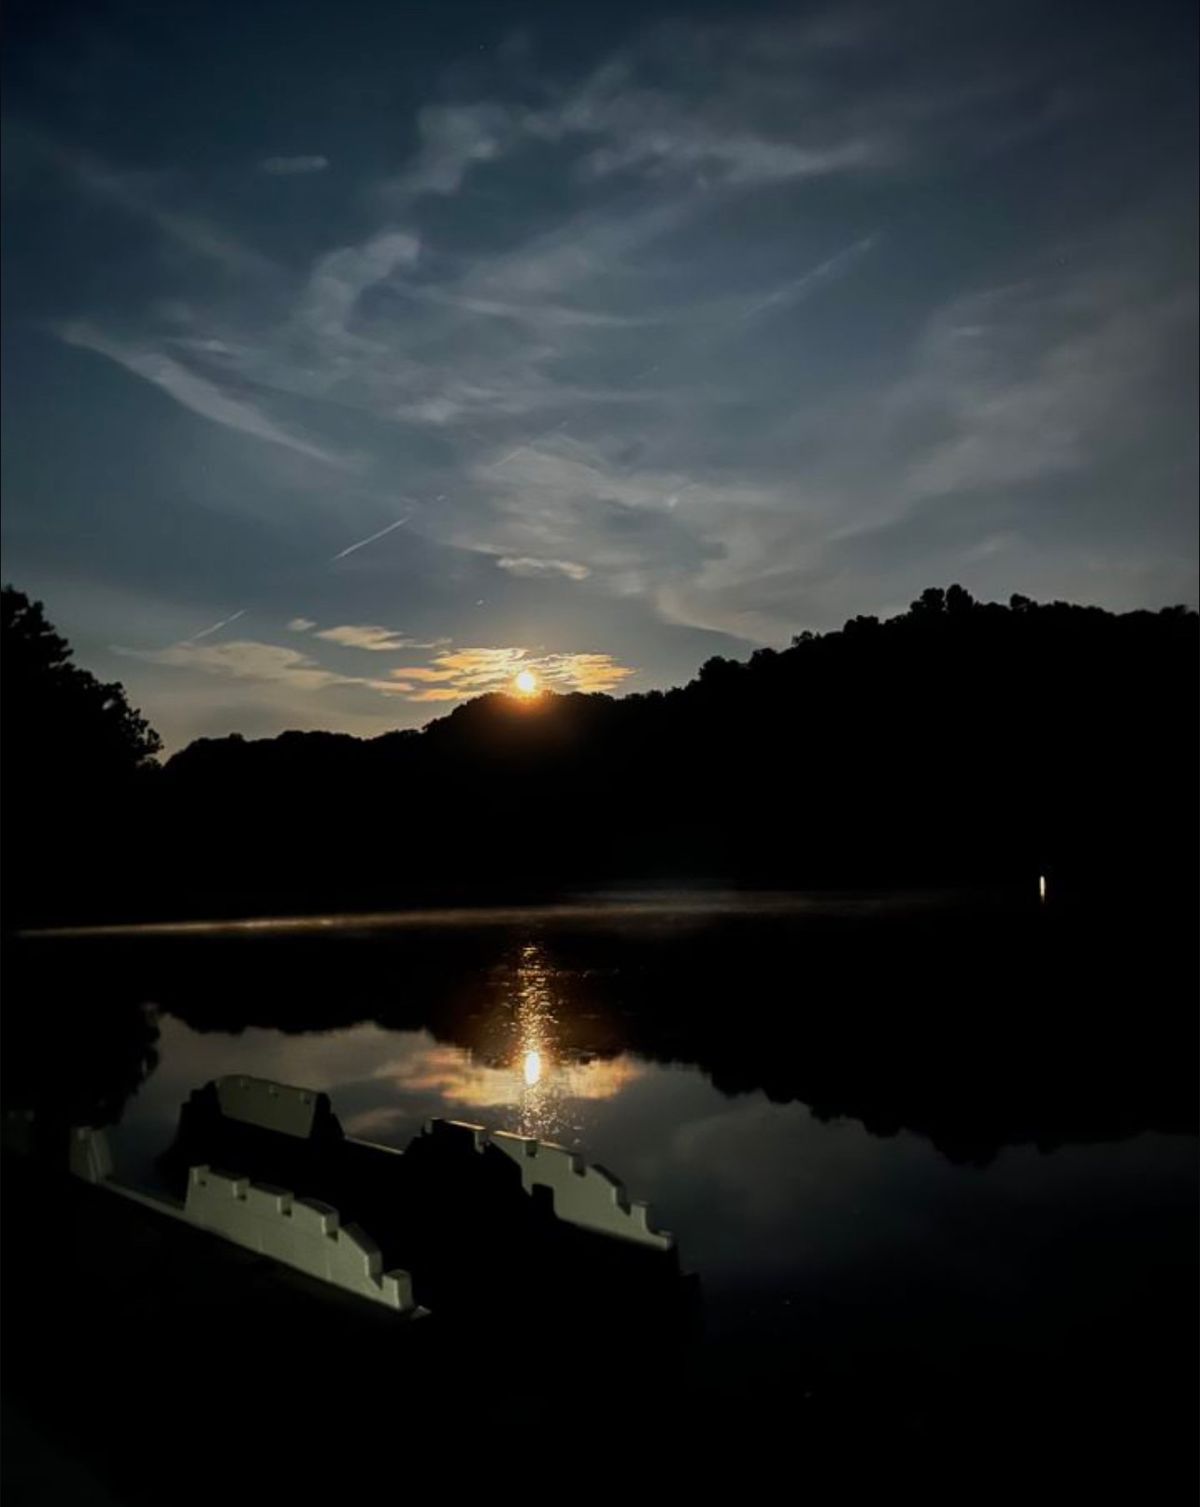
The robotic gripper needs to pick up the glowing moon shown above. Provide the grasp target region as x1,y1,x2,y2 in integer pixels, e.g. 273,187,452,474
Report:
514,669,539,695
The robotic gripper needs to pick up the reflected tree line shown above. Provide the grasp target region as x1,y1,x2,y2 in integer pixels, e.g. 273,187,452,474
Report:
7,897,1195,1166
2,582,1197,927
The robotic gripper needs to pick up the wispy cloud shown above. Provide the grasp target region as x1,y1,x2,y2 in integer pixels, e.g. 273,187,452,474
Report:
57,323,355,468
462,431,778,598
495,556,591,581
738,234,879,320
300,230,420,343
381,27,894,207
314,623,444,651
396,283,657,331
569,91,885,185
287,618,317,632
117,639,388,694
649,261,1199,640
385,103,519,198
893,277,1196,502
259,155,329,175
48,142,275,277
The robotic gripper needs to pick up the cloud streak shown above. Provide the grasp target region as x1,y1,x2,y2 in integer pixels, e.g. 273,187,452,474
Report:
313,623,444,651
495,557,591,581
57,324,355,468
117,639,385,694
47,142,275,277
300,230,420,342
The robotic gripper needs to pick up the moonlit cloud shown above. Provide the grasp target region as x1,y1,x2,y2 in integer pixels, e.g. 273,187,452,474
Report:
315,624,444,651
117,639,376,693
299,229,420,342
118,638,416,700
568,90,884,185
392,646,636,701
387,103,518,198
894,277,1196,502
496,557,591,581
48,142,276,277
56,324,355,469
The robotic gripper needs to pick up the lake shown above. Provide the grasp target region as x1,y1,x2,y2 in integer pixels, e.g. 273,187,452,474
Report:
4,888,1196,1480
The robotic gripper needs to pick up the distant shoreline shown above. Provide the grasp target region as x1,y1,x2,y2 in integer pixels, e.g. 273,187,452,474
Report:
6,880,1106,939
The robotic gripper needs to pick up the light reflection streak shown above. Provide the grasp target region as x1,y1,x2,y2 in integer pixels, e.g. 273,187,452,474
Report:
512,942,560,1138
351,940,643,1141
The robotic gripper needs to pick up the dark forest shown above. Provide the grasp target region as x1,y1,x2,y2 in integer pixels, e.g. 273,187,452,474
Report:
3,583,1196,926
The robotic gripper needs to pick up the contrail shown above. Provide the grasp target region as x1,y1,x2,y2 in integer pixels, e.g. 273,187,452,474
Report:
186,608,246,642
739,234,878,322
489,445,528,470
329,512,412,563
625,233,880,379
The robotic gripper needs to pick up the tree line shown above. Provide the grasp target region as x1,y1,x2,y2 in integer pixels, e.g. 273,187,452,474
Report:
3,584,1195,925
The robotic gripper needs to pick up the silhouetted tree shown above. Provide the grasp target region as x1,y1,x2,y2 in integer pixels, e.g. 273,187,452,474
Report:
2,586,161,925
2,588,160,775
945,583,974,615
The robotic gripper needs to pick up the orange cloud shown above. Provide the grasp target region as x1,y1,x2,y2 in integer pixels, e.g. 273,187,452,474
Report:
122,632,633,711
388,645,635,704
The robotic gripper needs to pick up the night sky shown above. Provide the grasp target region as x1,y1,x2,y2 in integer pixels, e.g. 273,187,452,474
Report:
3,0,1196,750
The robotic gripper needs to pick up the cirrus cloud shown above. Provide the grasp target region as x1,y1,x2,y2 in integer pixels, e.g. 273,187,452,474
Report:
496,556,591,581
313,623,448,651
115,638,391,693
56,323,355,469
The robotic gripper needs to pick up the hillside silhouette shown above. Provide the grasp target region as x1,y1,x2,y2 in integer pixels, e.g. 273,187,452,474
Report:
3,583,1196,925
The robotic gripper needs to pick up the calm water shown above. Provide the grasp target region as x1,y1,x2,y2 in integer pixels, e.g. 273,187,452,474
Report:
5,891,1197,1430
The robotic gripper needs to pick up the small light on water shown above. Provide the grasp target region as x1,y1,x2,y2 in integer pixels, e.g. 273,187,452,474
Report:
523,1050,542,1087
1038,874,1047,901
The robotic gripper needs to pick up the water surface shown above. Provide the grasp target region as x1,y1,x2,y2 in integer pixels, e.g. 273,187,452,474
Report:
6,891,1196,1426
